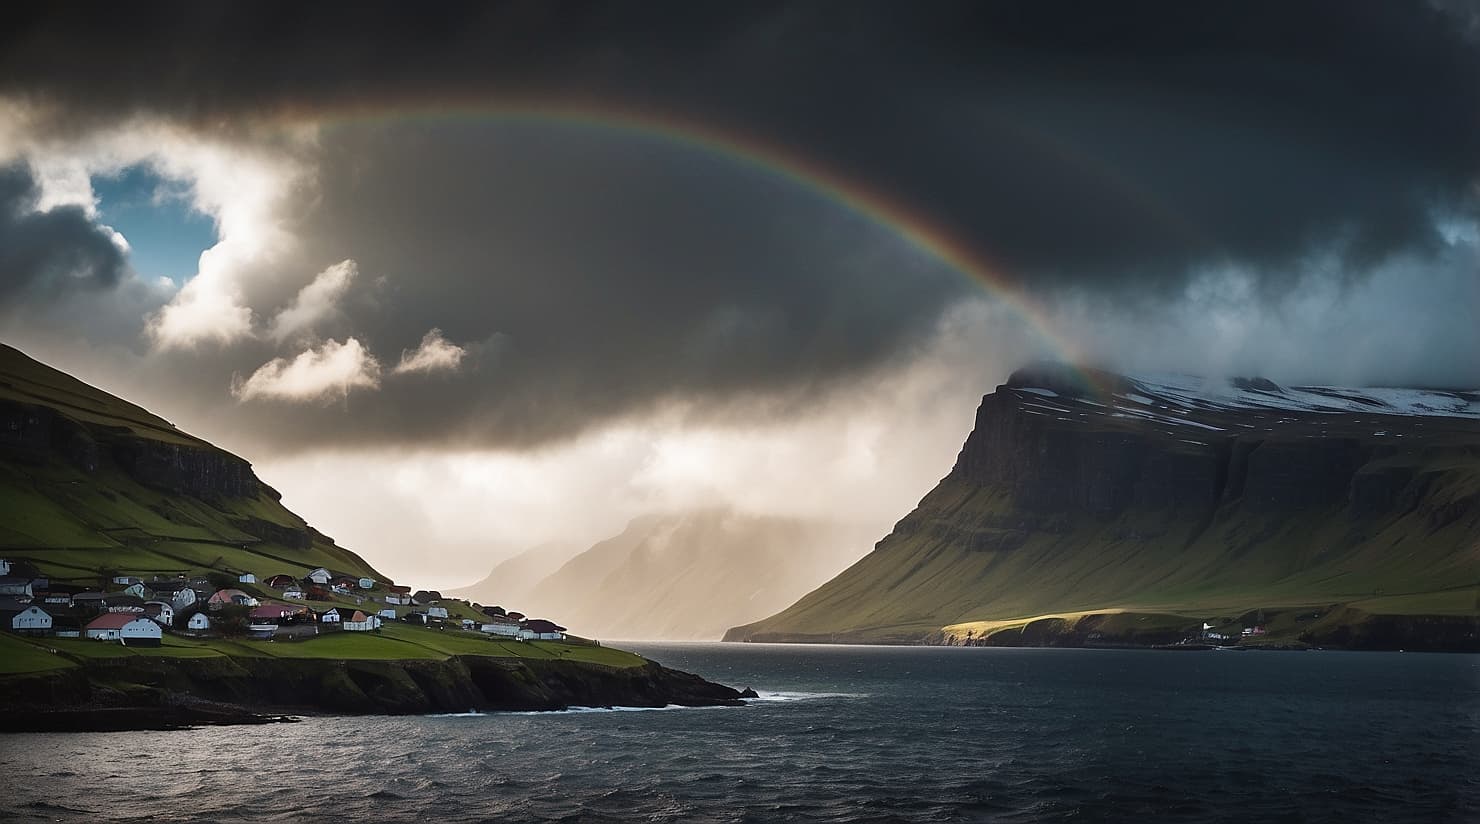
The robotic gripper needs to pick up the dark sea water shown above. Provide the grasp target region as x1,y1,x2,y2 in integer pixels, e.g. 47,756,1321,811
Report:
1,643,1476,823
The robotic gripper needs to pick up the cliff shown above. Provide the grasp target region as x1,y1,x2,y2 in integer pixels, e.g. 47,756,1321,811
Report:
0,343,378,583
726,364,1480,647
0,650,748,732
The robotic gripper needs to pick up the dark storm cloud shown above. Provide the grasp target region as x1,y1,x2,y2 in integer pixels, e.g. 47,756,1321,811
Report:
0,162,128,304
209,121,965,449
2,2,1478,454
4,1,1477,288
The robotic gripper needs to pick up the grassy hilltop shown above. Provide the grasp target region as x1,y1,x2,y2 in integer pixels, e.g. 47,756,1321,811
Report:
0,343,643,668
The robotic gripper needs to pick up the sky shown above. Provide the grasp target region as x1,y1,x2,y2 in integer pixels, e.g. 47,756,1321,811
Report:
1,1,1477,587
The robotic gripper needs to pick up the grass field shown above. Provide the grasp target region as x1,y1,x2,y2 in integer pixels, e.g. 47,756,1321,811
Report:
0,633,78,673
0,626,647,670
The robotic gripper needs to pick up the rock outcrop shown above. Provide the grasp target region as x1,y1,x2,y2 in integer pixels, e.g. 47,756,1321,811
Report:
727,365,1480,646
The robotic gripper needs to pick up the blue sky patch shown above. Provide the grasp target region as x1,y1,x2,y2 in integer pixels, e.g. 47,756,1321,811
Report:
92,164,217,283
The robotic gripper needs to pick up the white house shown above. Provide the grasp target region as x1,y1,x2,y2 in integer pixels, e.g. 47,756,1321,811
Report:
383,593,410,606
282,588,306,600
358,577,375,590
377,608,397,620
122,582,149,598
207,589,259,610
427,606,449,619
187,612,212,632
320,608,342,623
172,588,199,610
306,568,331,585
85,613,163,646
520,619,567,641
40,592,73,607
0,576,33,597
342,610,380,631
143,600,175,627
460,618,476,630
11,605,52,635
111,575,142,586
480,622,520,638
237,573,257,584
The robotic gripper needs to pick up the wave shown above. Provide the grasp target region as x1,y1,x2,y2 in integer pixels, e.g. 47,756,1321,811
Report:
746,690,867,702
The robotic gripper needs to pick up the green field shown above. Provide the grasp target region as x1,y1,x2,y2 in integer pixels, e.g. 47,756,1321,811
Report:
0,627,644,669
0,633,78,674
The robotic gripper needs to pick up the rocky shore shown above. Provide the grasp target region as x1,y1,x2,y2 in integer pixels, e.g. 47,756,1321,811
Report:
0,653,751,733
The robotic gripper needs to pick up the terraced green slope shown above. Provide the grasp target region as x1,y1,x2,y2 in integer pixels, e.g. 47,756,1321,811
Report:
0,343,382,585
727,366,1480,647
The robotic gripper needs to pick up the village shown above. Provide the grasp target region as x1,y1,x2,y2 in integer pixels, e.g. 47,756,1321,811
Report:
0,557,569,648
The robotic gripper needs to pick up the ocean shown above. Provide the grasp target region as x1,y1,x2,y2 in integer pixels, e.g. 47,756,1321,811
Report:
2,643,1476,823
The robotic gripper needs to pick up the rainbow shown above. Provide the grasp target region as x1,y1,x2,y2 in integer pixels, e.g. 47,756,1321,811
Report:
287,99,1116,395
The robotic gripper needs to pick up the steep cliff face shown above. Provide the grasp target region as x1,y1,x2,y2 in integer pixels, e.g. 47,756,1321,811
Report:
0,344,377,583
727,364,1480,644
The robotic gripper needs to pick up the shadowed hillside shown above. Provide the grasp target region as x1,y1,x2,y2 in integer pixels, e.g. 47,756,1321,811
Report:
728,364,1480,647
0,344,383,585
479,509,875,641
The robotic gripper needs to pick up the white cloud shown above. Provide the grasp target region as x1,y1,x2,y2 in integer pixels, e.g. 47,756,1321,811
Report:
268,259,358,342
233,337,382,403
146,274,255,347
392,327,467,375
0,106,310,351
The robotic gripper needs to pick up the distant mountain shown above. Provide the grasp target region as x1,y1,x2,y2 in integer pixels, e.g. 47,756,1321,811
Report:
727,364,1480,649
0,344,385,586
447,541,583,608
506,509,874,641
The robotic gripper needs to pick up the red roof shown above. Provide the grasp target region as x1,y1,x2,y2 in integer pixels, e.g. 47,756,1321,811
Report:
250,605,294,620
349,611,368,622
86,613,146,630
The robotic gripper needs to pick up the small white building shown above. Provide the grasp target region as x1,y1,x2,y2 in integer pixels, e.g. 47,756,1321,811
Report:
460,618,476,630
306,568,331,585
11,605,52,635
187,612,212,632
320,608,342,623
237,573,257,584
427,606,449,620
111,575,142,586
0,559,9,576
358,577,375,590
122,582,149,599
377,608,397,620
342,611,380,632
85,613,163,646
143,600,175,627
172,588,199,610
283,588,306,600
480,622,520,638
0,576,33,597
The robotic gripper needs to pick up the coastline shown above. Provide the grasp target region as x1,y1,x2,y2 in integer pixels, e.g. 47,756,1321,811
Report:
0,651,751,733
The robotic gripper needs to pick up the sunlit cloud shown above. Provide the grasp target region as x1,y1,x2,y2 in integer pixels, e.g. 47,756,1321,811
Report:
268,258,358,342
233,337,381,403
392,327,467,375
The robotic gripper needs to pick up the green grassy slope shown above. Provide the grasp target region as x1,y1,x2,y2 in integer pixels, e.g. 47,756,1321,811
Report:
729,375,1480,645
0,344,382,585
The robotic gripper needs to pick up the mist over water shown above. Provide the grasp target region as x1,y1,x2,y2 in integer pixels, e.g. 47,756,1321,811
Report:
2,644,1476,823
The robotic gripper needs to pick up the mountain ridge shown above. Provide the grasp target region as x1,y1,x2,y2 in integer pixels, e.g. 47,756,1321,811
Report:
726,363,1480,648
